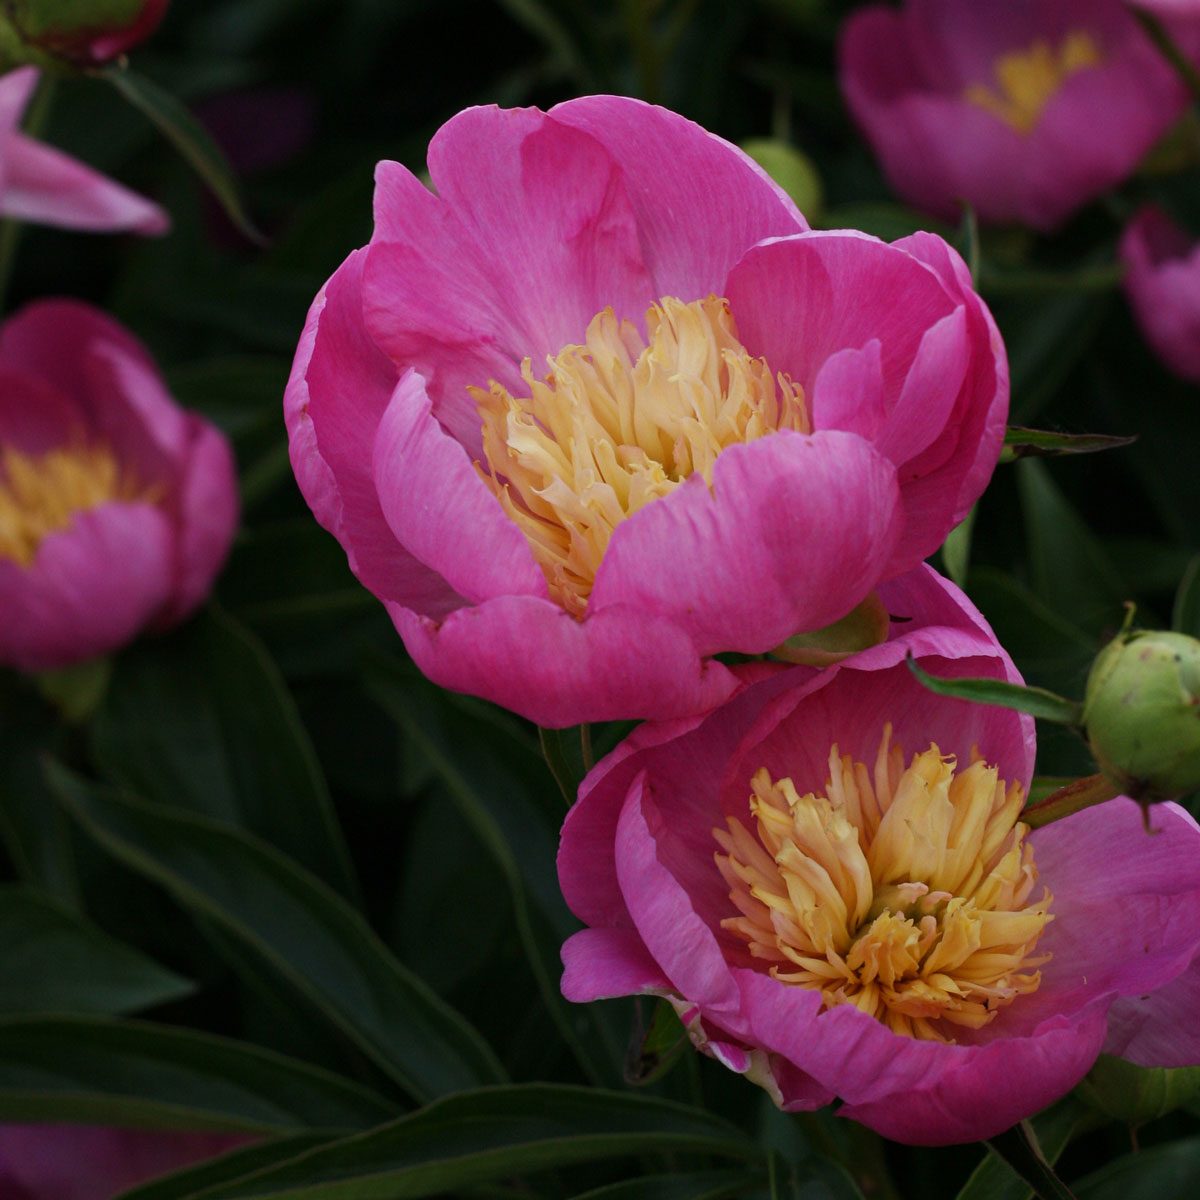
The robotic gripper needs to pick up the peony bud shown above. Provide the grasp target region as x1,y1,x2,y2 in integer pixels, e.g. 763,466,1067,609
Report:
1082,628,1200,801
1077,1055,1200,1125
0,0,167,70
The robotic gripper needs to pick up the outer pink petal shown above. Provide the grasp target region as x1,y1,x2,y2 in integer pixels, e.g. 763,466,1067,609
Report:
0,132,167,235
286,250,462,618
372,370,546,604
1121,206,1200,383
0,68,37,135
551,95,808,301
0,502,173,672
159,417,239,626
1103,952,1200,1067
0,370,81,453
390,594,740,729
561,927,670,1003
0,1124,248,1200
590,431,902,656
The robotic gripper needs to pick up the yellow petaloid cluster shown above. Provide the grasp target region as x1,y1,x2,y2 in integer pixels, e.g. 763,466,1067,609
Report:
715,727,1052,1041
472,295,810,617
964,32,1102,134
0,442,152,567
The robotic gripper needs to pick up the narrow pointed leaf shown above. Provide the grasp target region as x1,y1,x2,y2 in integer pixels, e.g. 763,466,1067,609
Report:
959,1098,1088,1200
984,1122,1078,1200
1001,427,1136,463
906,658,1082,725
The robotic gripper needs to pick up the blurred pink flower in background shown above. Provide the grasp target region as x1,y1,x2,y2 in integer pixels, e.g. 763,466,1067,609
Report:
0,1124,246,1199
1,0,168,67
286,97,1007,727
0,300,238,672
839,0,1187,231
0,67,167,235
558,565,1200,1145
1121,205,1200,383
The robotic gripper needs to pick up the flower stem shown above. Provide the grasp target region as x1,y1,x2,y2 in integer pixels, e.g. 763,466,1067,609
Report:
1023,772,1122,829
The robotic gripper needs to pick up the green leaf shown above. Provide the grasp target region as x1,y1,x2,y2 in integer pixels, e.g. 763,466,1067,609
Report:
942,506,977,588
569,1173,764,1200
99,66,265,244
906,658,1082,725
624,999,689,1087
0,1016,396,1133
1001,427,1137,463
91,608,357,900
141,1085,758,1200
0,885,191,1014
984,1122,1079,1200
1076,1055,1200,1125
959,1098,1088,1200
1074,1136,1200,1199
537,725,590,805
50,764,508,1101
120,1137,339,1200
741,140,823,218
1173,555,1200,638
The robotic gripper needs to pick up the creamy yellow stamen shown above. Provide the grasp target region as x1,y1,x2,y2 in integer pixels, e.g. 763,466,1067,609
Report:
0,442,153,567
472,295,810,617
715,726,1052,1042
964,32,1102,134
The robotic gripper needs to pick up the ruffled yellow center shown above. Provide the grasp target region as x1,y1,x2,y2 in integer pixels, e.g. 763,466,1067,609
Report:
964,32,1102,134
715,727,1052,1041
472,295,810,618
0,442,152,567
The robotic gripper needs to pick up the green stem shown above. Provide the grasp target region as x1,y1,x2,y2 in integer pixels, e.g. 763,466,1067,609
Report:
579,723,594,772
1132,7,1200,101
1023,773,1122,829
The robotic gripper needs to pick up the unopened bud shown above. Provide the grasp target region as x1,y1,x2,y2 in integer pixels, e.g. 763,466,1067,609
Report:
1082,628,1200,801
1077,1054,1200,1125
0,0,167,69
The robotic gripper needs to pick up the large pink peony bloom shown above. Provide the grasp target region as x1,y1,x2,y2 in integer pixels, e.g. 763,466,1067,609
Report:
0,300,239,672
285,96,1007,727
1121,205,1200,383
558,565,1200,1145
0,67,167,235
0,1124,247,1199
839,0,1188,231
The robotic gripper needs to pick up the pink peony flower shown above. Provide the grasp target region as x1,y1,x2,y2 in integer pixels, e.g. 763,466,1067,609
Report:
839,0,1188,231
1120,205,1200,383
558,565,1200,1145
0,67,167,235
285,96,1007,727
0,300,239,672
0,1124,248,1199
2,0,169,67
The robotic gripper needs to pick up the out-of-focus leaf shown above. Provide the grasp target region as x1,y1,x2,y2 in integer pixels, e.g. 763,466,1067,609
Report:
1174,555,1200,637
980,264,1124,296
0,1016,396,1132
0,885,191,1015
145,1085,759,1200
959,1098,1089,1200
51,765,507,1101
1018,460,1129,635
569,1172,765,1200
624,999,689,1087
1001,428,1137,463
368,658,628,1089
119,1136,338,1200
942,506,976,588
741,139,823,218
1076,1055,1200,1125
907,658,1081,725
984,1122,1079,1200
1074,1136,1200,1198
91,607,357,900
818,203,951,242
537,725,590,806
100,65,265,243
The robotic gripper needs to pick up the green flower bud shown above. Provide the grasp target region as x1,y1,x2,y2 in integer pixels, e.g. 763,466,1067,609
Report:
1077,1054,1200,1125
1082,628,1200,801
0,0,167,70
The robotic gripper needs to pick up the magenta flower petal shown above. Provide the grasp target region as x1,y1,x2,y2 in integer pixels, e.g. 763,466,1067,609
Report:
561,927,671,1003
590,431,902,655
392,595,740,728
0,502,174,672
372,370,547,604
1104,956,1200,1067
1120,205,1200,383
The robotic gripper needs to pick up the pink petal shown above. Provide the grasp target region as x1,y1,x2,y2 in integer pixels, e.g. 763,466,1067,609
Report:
390,593,740,729
560,927,670,1003
0,133,167,235
551,95,809,301
372,370,546,604
1104,953,1200,1068
288,250,462,618
811,340,887,443
0,68,37,135
0,370,81,453
590,431,901,656
0,503,174,672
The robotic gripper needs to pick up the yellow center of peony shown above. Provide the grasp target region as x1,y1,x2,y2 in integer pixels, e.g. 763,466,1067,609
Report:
0,442,153,567
964,32,1102,134
715,727,1052,1041
472,295,810,618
